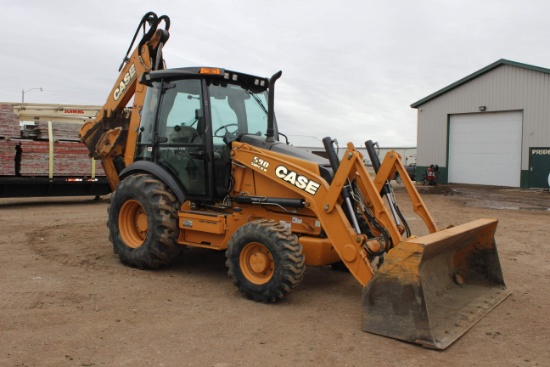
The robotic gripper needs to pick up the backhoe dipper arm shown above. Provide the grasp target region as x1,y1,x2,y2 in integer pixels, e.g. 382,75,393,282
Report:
80,12,170,190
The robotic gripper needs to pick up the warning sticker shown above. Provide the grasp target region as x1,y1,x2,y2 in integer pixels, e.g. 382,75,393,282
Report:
279,221,291,230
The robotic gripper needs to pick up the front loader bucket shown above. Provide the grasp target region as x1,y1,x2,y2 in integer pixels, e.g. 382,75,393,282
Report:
362,218,510,349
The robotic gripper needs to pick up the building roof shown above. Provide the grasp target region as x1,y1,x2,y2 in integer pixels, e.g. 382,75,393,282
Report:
410,59,550,108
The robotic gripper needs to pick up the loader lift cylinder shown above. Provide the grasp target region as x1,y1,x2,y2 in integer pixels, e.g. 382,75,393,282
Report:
365,140,402,228
322,137,361,234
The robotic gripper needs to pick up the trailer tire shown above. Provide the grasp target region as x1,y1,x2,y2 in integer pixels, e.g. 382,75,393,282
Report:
226,220,305,303
108,174,182,269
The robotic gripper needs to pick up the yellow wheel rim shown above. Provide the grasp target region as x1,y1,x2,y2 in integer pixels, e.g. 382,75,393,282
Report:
119,199,148,248
240,242,274,285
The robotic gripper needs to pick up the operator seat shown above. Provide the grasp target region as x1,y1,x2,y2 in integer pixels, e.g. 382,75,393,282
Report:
169,125,202,144
169,110,205,144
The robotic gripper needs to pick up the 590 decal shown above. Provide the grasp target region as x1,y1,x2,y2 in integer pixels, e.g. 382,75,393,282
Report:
275,165,321,196
251,156,269,172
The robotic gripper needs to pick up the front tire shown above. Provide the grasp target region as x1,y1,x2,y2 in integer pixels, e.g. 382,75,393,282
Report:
226,220,305,303
108,174,182,269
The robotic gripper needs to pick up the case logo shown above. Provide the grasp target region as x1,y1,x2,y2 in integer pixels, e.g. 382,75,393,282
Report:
275,165,320,196
113,63,137,101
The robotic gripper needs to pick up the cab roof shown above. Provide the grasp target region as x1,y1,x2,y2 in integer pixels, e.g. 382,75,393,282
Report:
143,67,270,91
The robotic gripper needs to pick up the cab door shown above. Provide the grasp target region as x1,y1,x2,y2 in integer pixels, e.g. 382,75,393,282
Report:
153,79,210,198
207,81,271,197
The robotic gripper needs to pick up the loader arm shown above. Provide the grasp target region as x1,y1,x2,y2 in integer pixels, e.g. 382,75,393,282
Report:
80,12,170,190
231,141,419,286
232,140,509,349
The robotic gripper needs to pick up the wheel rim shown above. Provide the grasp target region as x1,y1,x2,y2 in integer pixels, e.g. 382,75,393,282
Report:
119,199,148,248
240,242,274,284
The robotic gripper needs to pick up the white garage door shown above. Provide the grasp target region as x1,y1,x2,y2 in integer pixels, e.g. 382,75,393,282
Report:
448,111,522,187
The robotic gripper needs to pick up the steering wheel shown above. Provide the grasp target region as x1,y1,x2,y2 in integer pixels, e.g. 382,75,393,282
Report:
214,123,239,139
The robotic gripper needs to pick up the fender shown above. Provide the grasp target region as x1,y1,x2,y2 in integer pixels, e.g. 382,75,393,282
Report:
119,160,186,204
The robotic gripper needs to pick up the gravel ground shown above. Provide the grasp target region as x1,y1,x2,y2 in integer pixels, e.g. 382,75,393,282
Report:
1,184,549,367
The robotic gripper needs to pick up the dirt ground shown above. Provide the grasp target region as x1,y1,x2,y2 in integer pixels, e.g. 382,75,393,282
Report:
1,184,549,367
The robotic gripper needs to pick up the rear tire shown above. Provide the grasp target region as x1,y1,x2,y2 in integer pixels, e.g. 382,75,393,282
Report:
108,174,182,269
226,220,305,303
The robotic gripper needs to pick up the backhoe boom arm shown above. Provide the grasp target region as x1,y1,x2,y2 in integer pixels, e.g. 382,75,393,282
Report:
80,12,170,190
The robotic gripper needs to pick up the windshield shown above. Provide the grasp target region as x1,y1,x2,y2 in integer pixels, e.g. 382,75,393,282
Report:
208,82,271,145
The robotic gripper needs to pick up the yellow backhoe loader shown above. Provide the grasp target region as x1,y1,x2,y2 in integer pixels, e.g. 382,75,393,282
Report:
80,12,510,349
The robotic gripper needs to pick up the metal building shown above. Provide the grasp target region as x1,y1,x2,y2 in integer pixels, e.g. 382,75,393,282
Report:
411,59,550,189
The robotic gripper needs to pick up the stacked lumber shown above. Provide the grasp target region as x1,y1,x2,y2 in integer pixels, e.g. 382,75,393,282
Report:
0,140,19,175
26,121,82,141
0,104,21,138
0,139,104,177
18,140,105,176
0,104,105,177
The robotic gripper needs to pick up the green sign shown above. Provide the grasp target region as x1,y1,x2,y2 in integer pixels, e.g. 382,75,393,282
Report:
529,148,550,188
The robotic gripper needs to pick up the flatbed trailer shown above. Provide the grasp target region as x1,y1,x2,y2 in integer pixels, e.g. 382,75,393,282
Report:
1,103,112,199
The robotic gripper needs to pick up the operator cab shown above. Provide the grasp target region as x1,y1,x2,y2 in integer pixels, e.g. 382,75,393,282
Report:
135,67,276,201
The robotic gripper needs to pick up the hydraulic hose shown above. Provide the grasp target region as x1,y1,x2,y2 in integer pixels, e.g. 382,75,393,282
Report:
119,12,161,71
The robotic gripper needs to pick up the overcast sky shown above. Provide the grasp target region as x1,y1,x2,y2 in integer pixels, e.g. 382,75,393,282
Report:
2,0,549,147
